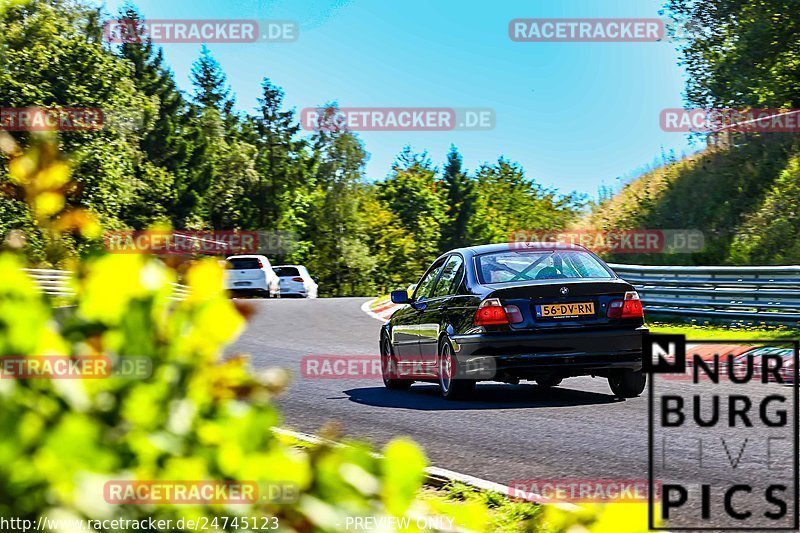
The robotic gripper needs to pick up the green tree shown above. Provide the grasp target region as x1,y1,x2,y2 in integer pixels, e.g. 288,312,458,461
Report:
378,147,448,274
190,45,234,114
439,145,475,251
305,105,369,296
248,78,305,230
185,47,255,229
666,0,800,109
359,186,418,293
467,158,580,245
0,0,169,239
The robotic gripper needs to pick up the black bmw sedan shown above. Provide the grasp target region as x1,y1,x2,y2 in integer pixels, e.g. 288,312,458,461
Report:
380,242,648,400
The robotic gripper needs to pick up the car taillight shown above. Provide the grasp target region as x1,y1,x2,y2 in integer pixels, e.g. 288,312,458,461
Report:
473,299,523,326
607,291,644,319
474,299,508,326
291,277,303,282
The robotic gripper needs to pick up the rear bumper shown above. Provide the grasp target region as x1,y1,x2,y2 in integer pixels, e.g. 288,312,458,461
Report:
226,280,269,290
279,288,307,296
450,326,646,380
226,280,279,296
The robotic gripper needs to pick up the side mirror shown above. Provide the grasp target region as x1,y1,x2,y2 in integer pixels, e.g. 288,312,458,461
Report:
390,290,410,304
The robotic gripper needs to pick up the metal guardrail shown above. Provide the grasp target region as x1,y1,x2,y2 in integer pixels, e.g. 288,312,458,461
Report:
24,268,190,301
609,263,800,324
26,264,800,324
25,268,74,297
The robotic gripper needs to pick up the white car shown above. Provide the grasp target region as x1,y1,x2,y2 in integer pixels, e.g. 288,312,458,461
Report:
225,255,281,297
272,265,318,298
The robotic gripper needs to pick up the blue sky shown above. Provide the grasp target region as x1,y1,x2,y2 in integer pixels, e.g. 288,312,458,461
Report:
100,0,698,198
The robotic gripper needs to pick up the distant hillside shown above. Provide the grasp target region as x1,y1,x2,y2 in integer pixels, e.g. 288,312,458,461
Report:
579,134,800,265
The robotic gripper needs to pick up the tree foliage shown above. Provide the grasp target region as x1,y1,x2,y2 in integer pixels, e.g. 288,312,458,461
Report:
0,0,581,295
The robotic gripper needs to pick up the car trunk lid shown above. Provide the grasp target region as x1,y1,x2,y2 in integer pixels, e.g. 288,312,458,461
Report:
486,279,640,330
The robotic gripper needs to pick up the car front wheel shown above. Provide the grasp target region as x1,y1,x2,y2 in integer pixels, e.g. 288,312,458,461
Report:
608,369,646,398
438,339,475,400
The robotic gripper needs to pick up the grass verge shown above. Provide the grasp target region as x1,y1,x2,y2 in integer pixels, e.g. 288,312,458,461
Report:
648,321,799,341
418,482,542,532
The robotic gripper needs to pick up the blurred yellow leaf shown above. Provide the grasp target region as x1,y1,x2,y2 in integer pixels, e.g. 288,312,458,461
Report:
52,209,102,239
186,259,225,302
33,191,65,219
35,161,71,189
590,503,655,533
7,154,36,184
381,438,427,516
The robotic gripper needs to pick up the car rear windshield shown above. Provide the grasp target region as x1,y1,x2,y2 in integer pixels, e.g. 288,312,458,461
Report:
227,258,261,270
274,267,300,277
475,250,613,284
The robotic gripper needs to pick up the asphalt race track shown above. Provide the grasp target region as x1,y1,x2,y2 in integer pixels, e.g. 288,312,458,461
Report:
229,298,798,529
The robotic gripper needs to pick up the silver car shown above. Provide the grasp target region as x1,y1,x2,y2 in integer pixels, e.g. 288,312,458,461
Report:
272,265,318,298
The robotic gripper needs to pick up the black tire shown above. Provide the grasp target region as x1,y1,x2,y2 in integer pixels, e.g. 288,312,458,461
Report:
437,339,475,400
608,370,646,398
535,376,563,389
381,333,412,390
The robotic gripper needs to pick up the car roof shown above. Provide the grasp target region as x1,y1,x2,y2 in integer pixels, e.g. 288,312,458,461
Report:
447,242,590,258
272,264,303,268
226,254,268,260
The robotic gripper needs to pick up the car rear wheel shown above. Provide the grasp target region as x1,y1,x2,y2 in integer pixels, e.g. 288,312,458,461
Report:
438,340,475,400
381,334,412,390
608,370,646,398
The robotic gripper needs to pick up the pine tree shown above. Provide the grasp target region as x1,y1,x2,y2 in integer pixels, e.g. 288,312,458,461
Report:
440,145,475,250
250,78,303,229
186,46,249,227
118,7,191,171
305,104,369,295
190,45,234,114
116,6,199,226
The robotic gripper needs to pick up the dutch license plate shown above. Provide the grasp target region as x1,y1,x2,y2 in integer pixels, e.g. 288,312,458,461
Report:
536,302,595,318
